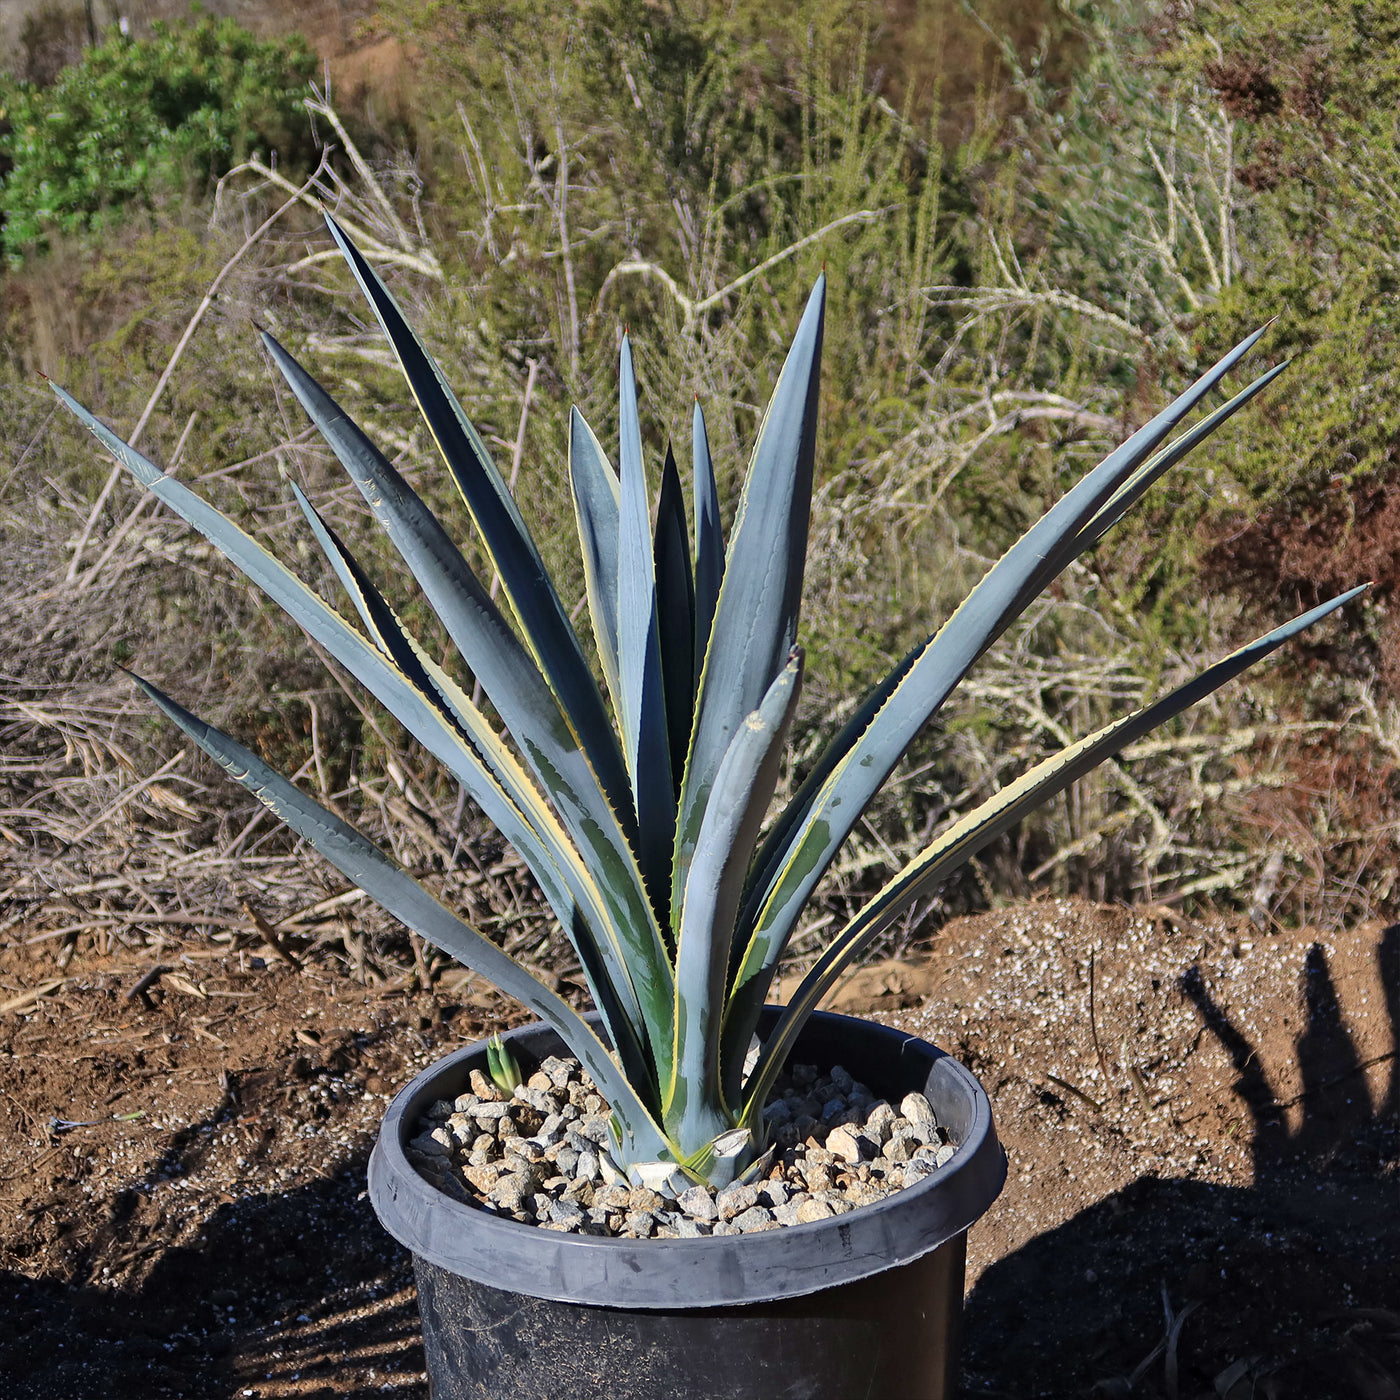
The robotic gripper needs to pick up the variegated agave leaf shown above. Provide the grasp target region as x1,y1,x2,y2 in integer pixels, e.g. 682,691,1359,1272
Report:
52,217,1362,1186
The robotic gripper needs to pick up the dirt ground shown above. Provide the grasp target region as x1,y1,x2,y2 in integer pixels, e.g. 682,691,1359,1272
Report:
0,897,1395,1399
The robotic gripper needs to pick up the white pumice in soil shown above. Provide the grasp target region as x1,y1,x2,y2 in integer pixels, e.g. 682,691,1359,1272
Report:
404,1054,957,1238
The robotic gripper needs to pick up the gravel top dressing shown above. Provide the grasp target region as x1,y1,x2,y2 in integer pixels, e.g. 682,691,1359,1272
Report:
405,1055,956,1237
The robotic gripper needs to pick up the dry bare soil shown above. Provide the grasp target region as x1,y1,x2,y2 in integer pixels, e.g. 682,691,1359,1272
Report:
0,898,1396,1399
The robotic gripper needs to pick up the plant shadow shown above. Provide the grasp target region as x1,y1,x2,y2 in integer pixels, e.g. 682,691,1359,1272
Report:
0,1158,426,1399
961,926,1400,1399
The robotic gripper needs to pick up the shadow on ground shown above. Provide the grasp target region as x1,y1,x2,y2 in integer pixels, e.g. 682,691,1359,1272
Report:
962,928,1400,1399
0,1161,425,1399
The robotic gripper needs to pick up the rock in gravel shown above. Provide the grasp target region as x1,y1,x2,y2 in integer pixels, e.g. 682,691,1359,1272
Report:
593,1183,632,1212
488,1173,531,1213
677,1185,718,1220
826,1125,865,1163
514,1084,555,1114
540,1055,574,1088
627,1186,666,1214
731,1206,778,1232
795,1197,835,1224
464,1162,506,1193
715,1182,758,1221
882,1130,918,1164
548,1199,586,1228
581,1114,614,1143
407,1129,452,1157
468,1069,504,1101
900,1158,937,1187
624,1210,656,1237
900,1091,937,1131
759,1180,789,1209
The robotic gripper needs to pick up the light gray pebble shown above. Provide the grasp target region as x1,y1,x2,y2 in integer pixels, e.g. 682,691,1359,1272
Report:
714,1182,758,1221
772,1201,803,1227
732,1206,778,1232
677,1185,718,1220
408,1130,452,1158
900,1092,937,1128
865,1101,895,1129
901,1158,936,1187
862,1113,893,1147
514,1085,554,1114
624,1210,656,1237
488,1173,531,1212
540,1056,575,1088
578,1114,612,1144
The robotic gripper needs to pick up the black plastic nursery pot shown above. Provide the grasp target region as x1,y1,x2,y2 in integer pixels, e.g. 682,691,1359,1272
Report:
368,1007,1006,1400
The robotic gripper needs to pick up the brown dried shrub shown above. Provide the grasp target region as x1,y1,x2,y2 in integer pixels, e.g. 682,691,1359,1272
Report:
1204,56,1283,122
1205,473,1400,689
1235,136,1285,191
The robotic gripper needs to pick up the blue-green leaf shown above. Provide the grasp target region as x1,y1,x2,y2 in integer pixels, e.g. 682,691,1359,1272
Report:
321,214,632,823
730,325,1277,1030
1070,360,1290,560
52,379,677,1098
654,442,696,794
668,650,801,1150
691,399,723,681
129,671,669,1161
742,584,1367,1118
256,335,675,1082
286,482,655,1092
674,276,825,913
615,334,676,919
569,406,621,707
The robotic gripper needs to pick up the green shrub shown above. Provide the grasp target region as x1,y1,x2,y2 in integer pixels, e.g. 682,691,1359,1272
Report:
0,16,316,263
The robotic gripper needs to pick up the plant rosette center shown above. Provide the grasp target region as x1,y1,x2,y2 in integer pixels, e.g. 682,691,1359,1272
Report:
405,1052,954,1238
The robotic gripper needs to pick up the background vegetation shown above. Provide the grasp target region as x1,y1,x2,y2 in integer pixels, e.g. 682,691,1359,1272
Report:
0,0,1392,990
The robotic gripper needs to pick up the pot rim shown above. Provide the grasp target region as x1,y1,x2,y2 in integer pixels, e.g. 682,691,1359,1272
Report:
368,1007,1006,1309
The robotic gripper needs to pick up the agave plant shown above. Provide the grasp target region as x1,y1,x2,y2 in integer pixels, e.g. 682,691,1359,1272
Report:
53,215,1359,1190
